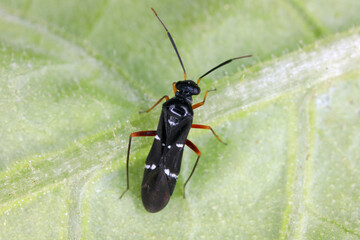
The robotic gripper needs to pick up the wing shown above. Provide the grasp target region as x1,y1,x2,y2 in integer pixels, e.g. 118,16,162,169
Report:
142,98,193,197
141,109,170,213
162,99,193,195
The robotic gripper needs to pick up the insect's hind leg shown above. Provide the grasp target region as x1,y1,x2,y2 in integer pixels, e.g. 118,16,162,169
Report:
183,139,201,198
139,95,169,114
192,89,216,109
191,124,227,145
120,130,157,199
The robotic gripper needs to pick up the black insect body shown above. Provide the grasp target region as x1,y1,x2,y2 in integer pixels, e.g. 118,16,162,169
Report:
141,82,198,212
120,8,252,213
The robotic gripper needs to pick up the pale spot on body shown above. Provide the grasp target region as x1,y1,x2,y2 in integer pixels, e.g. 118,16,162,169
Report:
145,164,157,170
164,168,178,179
168,118,178,126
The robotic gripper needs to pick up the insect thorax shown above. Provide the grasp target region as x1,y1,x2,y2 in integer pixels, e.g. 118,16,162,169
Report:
164,96,193,121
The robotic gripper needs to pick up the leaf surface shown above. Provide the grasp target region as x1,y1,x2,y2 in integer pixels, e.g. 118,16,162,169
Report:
0,1,359,239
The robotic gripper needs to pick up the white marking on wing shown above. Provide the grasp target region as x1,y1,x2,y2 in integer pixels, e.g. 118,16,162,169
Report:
176,144,184,148
155,135,160,140
170,173,178,179
150,164,156,170
164,169,178,179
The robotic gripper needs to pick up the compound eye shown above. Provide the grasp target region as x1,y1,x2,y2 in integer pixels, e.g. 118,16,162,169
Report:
192,86,200,95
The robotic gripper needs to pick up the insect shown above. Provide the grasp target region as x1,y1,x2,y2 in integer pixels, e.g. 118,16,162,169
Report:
120,8,252,213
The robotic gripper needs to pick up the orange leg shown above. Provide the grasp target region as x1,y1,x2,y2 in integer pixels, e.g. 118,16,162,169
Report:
120,130,157,199
172,82,177,95
192,89,216,110
183,139,201,198
139,95,169,114
191,124,227,145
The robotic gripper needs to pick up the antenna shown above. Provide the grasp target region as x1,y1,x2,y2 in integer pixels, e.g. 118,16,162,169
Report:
151,8,187,80
197,55,252,84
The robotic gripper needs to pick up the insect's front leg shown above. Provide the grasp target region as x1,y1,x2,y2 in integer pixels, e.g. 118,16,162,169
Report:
120,130,157,199
172,82,177,95
139,95,169,114
192,89,216,109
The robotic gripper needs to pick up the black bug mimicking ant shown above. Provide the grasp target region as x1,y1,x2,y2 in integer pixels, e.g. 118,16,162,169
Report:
120,8,252,213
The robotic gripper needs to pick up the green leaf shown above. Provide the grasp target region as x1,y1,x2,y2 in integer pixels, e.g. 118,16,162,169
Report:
1,1,360,239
